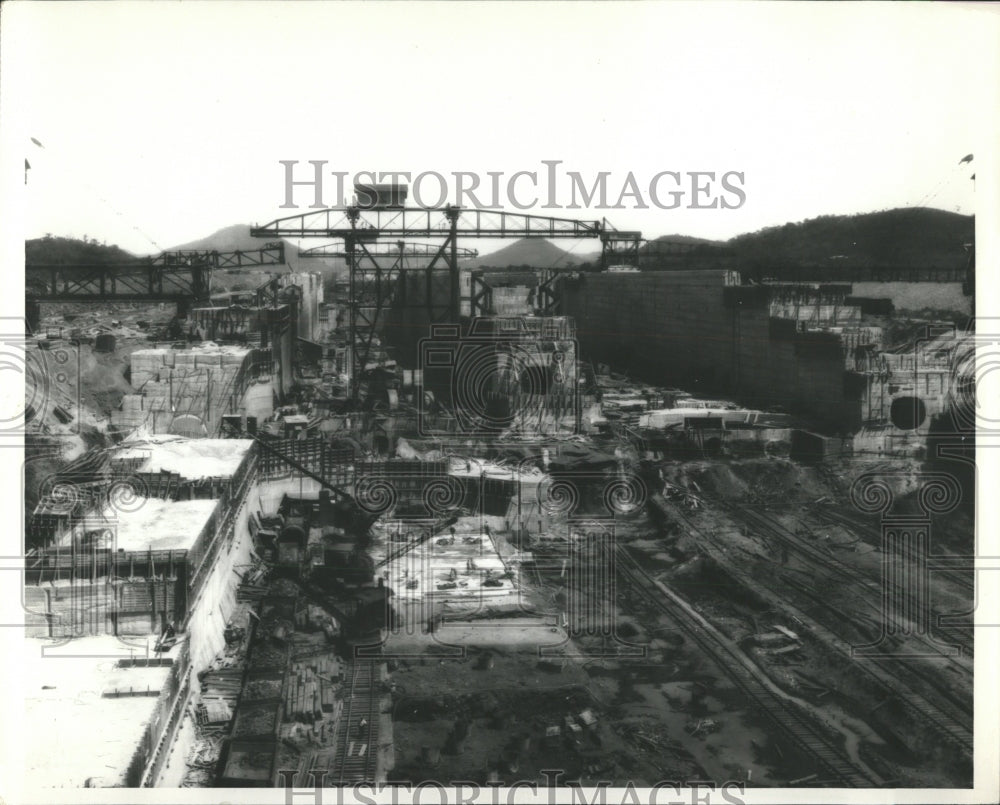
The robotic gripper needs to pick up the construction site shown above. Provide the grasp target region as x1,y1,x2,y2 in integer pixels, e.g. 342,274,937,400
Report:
21,184,976,792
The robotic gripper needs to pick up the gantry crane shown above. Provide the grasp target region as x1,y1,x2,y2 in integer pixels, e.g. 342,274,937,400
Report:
251,204,641,397
25,243,286,332
299,240,479,380
300,240,479,263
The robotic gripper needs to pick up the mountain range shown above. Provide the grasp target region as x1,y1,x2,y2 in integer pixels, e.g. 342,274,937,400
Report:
470,208,972,269
167,224,345,275
25,207,974,274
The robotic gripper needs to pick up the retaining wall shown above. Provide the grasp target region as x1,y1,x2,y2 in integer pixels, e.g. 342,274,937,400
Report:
561,271,863,431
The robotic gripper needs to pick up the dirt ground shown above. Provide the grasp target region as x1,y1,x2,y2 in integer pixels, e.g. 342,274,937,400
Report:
24,301,180,522
384,453,974,788
386,640,701,787
27,293,975,790
624,455,973,787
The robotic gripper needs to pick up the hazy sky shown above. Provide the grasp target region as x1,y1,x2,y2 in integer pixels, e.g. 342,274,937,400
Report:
2,1,997,256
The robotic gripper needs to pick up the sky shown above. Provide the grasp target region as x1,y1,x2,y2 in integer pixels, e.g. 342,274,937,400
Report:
2,1,998,257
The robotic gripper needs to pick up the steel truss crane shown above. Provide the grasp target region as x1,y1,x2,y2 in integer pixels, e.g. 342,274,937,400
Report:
251,205,641,398
300,240,480,380
25,243,286,332
250,205,631,316
299,241,479,262
482,264,583,317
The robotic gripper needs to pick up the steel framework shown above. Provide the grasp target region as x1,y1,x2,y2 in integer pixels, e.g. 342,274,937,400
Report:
600,230,644,269
252,206,612,322
252,207,605,240
26,244,285,303
25,244,286,332
251,206,641,398
300,240,479,380
299,241,479,262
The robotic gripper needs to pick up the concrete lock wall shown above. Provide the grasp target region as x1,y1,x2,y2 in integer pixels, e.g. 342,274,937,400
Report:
184,479,257,678
563,271,860,430
731,305,855,428
564,270,736,393
113,349,256,436
287,273,324,341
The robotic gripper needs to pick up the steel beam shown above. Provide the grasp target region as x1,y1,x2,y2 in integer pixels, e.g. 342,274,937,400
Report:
252,206,639,403
300,241,478,261
26,244,285,305
251,206,605,240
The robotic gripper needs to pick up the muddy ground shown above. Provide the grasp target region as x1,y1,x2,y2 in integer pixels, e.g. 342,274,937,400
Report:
385,454,973,788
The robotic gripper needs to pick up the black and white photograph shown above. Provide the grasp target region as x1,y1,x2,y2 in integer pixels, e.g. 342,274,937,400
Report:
1,2,998,803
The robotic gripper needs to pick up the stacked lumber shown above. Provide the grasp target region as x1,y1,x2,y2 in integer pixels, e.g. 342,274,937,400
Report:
283,654,340,722
284,670,322,723
197,668,243,725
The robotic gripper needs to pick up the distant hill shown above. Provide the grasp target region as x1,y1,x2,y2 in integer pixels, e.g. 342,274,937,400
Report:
167,224,345,277
31,207,972,280
470,238,598,269
652,234,724,246
25,236,137,265
729,208,973,269
167,224,263,254
469,209,973,271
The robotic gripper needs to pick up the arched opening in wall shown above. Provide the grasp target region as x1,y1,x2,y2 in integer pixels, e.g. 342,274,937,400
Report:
169,414,208,438
890,396,927,431
372,434,390,456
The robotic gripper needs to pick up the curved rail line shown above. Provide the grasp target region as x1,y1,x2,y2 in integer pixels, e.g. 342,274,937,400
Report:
718,503,973,756
814,507,975,594
732,504,975,660
613,544,880,787
812,506,976,659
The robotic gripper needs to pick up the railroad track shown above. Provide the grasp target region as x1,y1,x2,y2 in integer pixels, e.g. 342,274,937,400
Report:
333,660,380,785
613,544,880,787
813,507,976,658
775,573,974,756
718,503,973,755
733,504,974,658
815,507,975,594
